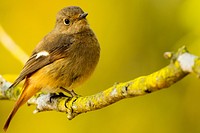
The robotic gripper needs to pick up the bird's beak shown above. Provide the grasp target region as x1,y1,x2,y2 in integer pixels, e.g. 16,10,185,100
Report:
79,12,88,20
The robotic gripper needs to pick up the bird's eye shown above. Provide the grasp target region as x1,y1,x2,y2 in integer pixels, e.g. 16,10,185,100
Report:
63,18,70,25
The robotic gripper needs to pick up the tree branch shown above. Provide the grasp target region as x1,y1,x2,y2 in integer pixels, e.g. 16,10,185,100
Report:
0,46,199,120
0,25,28,64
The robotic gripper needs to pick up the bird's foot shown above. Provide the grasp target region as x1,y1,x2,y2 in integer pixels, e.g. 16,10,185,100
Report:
60,87,80,97
50,92,69,103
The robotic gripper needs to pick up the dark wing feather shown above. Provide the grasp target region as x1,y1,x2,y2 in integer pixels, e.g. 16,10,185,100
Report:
10,33,74,88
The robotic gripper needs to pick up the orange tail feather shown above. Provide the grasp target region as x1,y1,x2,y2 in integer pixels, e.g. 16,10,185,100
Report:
3,95,26,131
3,80,40,131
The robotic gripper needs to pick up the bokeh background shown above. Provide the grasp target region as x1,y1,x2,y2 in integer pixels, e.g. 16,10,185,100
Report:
0,0,200,133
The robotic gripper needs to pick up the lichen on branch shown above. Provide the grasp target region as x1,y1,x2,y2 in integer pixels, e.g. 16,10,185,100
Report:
0,46,199,120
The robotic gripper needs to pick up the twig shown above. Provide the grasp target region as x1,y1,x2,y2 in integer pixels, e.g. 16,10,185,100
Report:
0,25,28,64
0,46,199,120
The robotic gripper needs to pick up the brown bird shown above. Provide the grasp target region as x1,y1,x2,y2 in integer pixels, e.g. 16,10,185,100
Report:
4,6,100,131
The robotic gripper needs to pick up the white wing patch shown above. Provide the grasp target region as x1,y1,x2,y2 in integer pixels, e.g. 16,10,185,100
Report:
35,51,49,59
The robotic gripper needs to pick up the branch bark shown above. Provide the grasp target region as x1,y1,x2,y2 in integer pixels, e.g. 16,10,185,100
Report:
0,46,199,120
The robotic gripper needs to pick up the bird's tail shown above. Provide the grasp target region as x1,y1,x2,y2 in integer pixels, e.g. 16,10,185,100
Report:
3,80,38,131
3,95,25,131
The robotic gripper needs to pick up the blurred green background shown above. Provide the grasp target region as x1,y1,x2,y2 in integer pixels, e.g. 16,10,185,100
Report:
0,0,200,133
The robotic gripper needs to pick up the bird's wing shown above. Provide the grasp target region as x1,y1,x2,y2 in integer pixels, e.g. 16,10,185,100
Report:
10,34,75,88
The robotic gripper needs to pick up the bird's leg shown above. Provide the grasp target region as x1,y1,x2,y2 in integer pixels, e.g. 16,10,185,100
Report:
50,92,69,103
60,87,78,97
